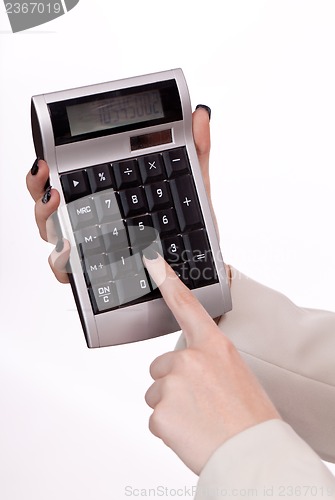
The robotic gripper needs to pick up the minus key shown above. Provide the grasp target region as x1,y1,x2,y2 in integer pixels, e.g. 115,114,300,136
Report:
163,148,190,178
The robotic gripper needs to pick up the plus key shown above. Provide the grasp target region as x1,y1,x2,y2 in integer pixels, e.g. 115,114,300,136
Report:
169,174,203,231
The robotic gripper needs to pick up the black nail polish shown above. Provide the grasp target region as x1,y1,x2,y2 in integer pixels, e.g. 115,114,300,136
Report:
55,239,64,253
44,177,51,191
42,186,52,204
31,158,39,176
143,247,159,260
196,104,211,121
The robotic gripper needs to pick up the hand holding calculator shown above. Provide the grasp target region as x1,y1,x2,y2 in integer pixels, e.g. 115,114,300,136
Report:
31,69,232,348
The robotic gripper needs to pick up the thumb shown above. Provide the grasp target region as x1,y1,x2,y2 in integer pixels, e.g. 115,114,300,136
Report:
193,105,211,181
143,252,219,347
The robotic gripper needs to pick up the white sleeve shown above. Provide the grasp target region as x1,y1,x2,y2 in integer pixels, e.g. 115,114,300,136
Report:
195,420,335,500
176,268,335,462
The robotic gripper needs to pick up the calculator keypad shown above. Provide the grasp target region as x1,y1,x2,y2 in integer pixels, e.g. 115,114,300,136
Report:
61,147,218,314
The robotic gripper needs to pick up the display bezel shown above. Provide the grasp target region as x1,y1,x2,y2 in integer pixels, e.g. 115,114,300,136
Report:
48,79,182,146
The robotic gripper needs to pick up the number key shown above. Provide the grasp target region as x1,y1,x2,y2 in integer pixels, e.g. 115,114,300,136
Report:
152,208,179,237
115,273,151,305
162,235,185,264
94,190,122,223
101,220,129,252
126,214,158,247
108,248,141,280
144,180,172,211
119,187,148,217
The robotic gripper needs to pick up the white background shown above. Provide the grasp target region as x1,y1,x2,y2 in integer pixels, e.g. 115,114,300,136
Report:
0,1,334,498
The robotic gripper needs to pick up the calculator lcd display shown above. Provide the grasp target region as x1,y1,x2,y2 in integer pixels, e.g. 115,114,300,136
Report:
48,79,182,146
66,89,164,137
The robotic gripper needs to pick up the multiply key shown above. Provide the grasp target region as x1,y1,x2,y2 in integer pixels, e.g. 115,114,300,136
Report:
138,153,165,183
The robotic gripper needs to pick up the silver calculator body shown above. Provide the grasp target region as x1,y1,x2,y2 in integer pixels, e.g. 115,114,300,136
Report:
31,69,232,348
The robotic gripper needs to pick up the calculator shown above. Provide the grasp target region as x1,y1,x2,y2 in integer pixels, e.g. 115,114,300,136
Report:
31,69,232,348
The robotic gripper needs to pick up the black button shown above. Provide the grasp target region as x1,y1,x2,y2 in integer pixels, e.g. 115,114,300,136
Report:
108,248,141,280
75,225,105,257
163,148,190,178
162,235,185,264
138,154,165,183
113,160,140,189
84,253,111,285
170,261,193,288
115,273,151,305
87,164,114,193
89,281,119,313
182,229,217,286
126,214,157,248
101,220,129,252
152,208,179,237
119,186,148,218
94,190,122,223
169,175,203,231
144,180,172,211
68,196,97,230
61,170,91,203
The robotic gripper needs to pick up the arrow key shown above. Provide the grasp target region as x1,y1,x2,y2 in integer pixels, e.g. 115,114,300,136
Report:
61,170,91,203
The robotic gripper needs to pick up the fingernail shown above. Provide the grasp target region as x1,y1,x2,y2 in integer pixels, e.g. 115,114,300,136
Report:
142,250,167,287
55,239,64,253
196,104,211,121
44,178,51,191
42,186,52,204
31,158,39,176
143,247,159,260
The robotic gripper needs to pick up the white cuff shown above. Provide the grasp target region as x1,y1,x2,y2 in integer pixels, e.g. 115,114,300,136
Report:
195,420,335,500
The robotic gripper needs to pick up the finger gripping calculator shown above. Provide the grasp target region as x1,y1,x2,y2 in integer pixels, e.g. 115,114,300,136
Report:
31,69,232,348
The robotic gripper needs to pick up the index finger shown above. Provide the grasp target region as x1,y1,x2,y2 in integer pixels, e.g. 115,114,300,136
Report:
143,252,218,347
